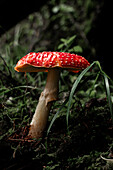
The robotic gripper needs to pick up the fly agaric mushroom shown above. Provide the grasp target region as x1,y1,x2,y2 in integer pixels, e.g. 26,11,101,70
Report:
15,52,90,139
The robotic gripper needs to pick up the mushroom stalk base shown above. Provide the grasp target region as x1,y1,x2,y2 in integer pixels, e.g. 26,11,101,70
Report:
28,68,60,139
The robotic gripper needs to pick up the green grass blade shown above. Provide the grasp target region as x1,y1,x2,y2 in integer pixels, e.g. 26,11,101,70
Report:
47,98,68,135
96,60,113,121
104,74,113,121
66,61,96,127
0,85,38,96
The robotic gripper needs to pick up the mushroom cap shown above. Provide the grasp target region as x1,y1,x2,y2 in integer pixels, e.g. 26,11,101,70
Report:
14,52,90,73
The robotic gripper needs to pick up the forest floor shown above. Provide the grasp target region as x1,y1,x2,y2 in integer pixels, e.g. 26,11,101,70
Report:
1,95,113,169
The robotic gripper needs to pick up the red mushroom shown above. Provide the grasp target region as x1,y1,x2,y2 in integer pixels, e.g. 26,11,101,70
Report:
15,52,90,139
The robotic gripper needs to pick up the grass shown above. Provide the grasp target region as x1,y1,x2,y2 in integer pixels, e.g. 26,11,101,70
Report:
66,61,113,128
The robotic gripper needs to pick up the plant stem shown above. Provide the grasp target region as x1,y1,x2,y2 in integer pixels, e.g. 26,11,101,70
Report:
28,68,60,139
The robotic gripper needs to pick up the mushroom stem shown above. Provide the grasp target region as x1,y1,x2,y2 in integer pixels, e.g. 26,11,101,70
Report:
28,68,60,139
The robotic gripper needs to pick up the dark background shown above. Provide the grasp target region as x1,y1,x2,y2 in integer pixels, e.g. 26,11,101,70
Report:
0,0,112,77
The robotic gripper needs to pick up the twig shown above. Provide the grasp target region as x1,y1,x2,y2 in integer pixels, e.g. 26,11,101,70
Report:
8,138,36,143
101,155,113,162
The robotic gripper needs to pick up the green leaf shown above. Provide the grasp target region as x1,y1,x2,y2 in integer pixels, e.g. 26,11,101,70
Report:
60,38,67,43
73,45,83,53
58,43,64,50
67,35,77,44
